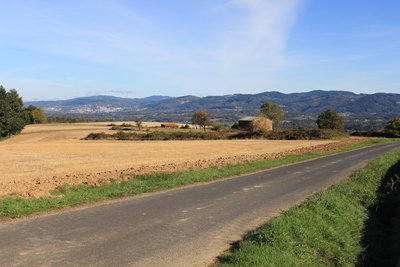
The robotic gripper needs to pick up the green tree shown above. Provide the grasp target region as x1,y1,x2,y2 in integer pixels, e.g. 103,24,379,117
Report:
385,117,400,137
26,105,47,124
31,108,47,124
0,86,27,137
191,110,210,130
0,86,8,137
260,102,284,124
316,109,344,131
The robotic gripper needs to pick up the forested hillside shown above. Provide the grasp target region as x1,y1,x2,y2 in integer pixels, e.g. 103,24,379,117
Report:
26,90,400,130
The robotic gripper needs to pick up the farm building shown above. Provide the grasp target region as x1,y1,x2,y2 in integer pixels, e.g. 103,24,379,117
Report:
161,123,179,128
238,116,273,131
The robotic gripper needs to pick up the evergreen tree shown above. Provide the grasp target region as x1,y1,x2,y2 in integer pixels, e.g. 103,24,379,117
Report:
0,86,27,137
0,86,8,137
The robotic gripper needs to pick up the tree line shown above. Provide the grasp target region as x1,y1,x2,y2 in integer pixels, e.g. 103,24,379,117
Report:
0,86,46,138
1,85,399,138
191,101,400,137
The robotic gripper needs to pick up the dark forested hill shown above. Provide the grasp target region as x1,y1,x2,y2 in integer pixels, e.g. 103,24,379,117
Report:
25,90,400,130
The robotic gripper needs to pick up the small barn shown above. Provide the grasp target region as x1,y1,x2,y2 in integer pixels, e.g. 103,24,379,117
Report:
238,116,273,131
161,123,179,128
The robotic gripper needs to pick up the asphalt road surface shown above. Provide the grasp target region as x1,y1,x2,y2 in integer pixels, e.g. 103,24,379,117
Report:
1,142,399,267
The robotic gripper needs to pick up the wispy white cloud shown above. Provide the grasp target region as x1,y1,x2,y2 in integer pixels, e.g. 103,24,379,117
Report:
0,0,305,99
211,0,303,72
0,0,303,71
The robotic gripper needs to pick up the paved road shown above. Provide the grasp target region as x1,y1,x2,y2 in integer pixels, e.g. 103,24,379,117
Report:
1,142,399,267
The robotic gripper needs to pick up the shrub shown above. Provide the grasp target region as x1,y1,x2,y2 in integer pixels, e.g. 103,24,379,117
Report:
251,117,273,132
230,128,348,140
385,118,400,137
110,125,133,131
351,131,397,138
181,124,190,129
85,130,227,141
265,129,347,140
212,124,222,132
142,131,224,140
84,132,111,140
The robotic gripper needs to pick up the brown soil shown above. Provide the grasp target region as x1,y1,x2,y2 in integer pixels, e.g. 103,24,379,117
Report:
0,123,365,198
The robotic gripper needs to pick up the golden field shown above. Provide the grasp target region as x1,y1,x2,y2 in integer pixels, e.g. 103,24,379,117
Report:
0,123,348,197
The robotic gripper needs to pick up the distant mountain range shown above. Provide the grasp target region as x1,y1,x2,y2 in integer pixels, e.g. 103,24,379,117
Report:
25,90,400,130
26,95,172,114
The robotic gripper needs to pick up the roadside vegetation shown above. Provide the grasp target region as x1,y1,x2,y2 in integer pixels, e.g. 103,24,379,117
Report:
0,138,394,219
217,147,400,267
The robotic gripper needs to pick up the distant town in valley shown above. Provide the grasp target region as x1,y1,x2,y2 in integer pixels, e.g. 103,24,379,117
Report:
25,90,400,131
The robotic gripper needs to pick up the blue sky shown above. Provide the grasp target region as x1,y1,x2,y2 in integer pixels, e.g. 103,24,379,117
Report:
0,0,399,101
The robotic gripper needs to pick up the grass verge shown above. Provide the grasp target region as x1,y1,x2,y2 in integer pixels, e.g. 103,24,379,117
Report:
0,138,396,220
217,147,400,266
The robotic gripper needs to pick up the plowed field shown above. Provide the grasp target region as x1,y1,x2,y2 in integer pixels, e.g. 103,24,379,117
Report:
0,123,357,197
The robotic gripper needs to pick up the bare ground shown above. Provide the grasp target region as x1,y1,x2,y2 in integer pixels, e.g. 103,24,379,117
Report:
0,123,362,198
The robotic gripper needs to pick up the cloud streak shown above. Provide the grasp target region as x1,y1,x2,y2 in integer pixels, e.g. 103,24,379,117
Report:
212,0,303,72
0,0,304,99
0,1,303,71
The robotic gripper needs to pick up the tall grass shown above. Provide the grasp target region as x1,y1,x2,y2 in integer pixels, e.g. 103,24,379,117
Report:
218,147,400,267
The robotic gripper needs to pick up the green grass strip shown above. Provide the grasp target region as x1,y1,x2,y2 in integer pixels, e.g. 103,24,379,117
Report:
0,138,395,219
217,146,400,267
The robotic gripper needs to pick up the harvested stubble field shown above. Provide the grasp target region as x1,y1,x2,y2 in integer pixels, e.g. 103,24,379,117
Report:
0,123,360,198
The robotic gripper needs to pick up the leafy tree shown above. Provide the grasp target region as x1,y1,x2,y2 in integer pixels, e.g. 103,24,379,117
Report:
385,117,400,137
316,109,344,131
0,86,27,137
26,105,47,124
260,102,284,124
31,108,47,124
192,110,210,130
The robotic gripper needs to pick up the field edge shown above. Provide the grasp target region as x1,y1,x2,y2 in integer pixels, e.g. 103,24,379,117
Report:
0,138,396,220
